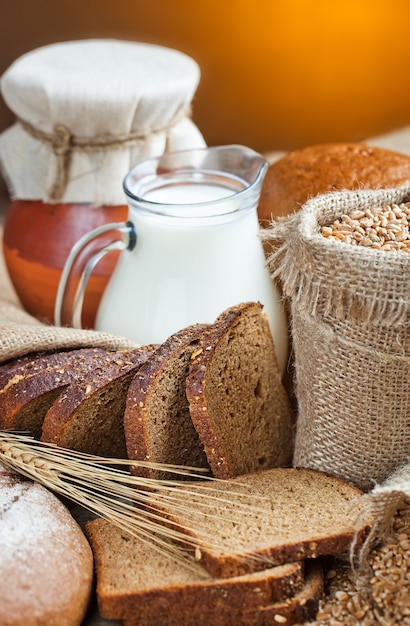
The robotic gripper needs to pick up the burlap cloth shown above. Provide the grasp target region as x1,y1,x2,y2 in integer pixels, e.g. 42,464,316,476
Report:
265,184,410,545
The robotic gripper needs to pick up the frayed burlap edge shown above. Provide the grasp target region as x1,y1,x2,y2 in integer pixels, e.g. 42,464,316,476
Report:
353,463,410,568
263,185,410,326
0,301,138,363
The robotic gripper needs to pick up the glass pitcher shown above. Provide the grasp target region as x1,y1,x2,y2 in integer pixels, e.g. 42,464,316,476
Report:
54,145,288,371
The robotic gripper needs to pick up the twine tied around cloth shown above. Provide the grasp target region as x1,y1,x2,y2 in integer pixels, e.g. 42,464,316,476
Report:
17,103,192,202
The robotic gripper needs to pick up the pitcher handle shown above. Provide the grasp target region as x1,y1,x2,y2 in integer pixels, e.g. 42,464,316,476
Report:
54,221,136,328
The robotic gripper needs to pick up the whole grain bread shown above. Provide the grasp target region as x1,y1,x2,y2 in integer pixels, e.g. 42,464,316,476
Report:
186,302,293,479
85,517,305,622
124,324,210,481
120,562,323,626
258,143,410,222
149,467,369,578
40,346,156,457
0,351,58,384
0,347,116,438
0,462,93,626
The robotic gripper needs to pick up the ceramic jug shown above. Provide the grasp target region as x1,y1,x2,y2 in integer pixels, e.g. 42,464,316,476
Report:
0,40,204,328
54,145,288,372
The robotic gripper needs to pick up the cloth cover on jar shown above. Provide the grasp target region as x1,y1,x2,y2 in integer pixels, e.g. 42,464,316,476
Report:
0,39,205,205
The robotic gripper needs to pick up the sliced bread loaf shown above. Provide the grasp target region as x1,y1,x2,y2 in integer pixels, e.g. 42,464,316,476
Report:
186,302,293,478
124,324,210,480
0,347,115,438
120,562,323,626
149,467,370,578
85,517,305,622
40,346,156,457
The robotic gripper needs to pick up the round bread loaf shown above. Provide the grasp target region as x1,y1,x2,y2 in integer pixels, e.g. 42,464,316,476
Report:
0,462,93,626
258,142,410,222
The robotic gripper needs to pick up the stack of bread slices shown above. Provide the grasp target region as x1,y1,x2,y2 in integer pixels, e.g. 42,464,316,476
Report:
86,466,368,626
0,301,370,625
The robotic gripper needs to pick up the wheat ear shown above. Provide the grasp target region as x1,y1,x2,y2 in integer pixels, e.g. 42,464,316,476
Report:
0,431,270,569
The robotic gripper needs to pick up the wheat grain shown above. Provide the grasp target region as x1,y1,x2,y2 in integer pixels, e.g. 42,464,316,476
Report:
309,503,410,625
320,202,410,252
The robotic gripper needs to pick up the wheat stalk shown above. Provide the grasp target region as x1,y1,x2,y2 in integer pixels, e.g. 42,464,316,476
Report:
0,431,270,569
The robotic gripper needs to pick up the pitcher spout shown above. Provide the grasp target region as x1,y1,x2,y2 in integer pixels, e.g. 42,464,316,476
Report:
123,144,269,219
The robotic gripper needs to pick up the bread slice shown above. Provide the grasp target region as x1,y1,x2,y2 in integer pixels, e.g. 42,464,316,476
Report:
149,467,370,578
124,324,210,480
186,302,293,478
40,346,156,457
0,347,117,438
120,562,323,626
85,517,305,622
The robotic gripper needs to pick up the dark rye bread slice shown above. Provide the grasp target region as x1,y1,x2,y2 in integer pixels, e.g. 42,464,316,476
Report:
149,467,370,578
0,347,116,438
186,302,293,479
85,517,305,622
124,324,210,480
120,563,323,626
40,346,156,458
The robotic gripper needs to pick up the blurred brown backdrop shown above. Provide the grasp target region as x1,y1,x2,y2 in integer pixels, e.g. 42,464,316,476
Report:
1,0,410,155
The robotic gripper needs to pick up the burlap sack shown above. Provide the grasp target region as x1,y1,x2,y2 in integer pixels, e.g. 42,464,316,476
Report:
0,300,137,363
266,185,410,505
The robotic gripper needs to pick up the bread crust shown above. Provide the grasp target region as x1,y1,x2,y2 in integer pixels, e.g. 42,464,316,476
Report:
258,142,410,222
86,517,306,622
0,348,115,437
119,561,323,626
150,467,369,578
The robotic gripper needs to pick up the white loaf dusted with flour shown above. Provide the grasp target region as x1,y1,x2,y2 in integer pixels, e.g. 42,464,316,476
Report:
0,462,93,626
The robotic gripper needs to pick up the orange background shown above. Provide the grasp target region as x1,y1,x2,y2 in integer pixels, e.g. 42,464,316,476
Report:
1,0,410,154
